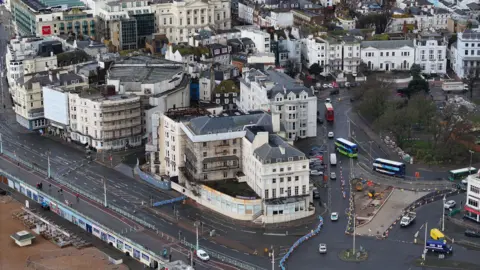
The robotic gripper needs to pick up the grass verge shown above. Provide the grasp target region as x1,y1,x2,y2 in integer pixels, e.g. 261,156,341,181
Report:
338,249,368,262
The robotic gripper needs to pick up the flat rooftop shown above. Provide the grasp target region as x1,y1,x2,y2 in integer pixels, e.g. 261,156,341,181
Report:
108,56,184,83
204,180,259,199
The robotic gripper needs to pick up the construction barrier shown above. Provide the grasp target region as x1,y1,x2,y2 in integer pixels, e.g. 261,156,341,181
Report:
279,216,324,270
152,196,186,207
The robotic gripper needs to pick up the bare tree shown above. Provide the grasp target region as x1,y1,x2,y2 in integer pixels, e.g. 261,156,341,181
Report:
355,78,392,120
464,66,480,99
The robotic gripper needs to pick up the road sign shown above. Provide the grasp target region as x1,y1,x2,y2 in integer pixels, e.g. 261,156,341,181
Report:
415,172,420,178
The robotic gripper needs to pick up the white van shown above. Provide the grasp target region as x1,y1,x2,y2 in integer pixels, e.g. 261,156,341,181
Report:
330,153,337,166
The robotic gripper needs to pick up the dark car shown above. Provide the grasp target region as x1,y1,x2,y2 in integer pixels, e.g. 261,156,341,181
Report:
465,230,480,238
330,89,339,95
313,190,320,199
317,116,324,124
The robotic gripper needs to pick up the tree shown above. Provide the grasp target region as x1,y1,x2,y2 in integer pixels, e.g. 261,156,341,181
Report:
410,64,422,78
356,12,392,34
355,79,391,120
405,77,429,98
464,67,480,99
309,63,323,76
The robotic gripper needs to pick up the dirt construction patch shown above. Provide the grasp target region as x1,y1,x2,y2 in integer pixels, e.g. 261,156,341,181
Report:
0,195,128,270
353,180,393,226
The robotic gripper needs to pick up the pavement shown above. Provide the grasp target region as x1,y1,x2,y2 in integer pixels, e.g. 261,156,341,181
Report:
355,189,429,237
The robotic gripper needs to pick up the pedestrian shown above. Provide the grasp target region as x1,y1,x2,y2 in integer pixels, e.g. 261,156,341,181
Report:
461,200,463,206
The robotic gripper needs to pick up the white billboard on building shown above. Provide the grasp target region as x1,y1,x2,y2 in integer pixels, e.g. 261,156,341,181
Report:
42,86,69,126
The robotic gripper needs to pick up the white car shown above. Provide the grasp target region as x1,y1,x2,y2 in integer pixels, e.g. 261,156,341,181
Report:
331,212,339,221
310,170,323,176
325,98,331,103
328,132,334,138
319,243,327,254
444,200,456,209
322,83,329,88
196,249,210,261
330,172,336,180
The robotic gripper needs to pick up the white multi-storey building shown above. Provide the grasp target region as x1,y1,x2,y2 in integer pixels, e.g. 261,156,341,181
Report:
415,34,448,74
451,30,480,79
106,56,190,141
361,40,415,71
11,70,86,131
301,35,361,74
465,172,480,223
238,68,317,140
67,88,143,150
5,37,59,88
236,26,271,53
151,0,231,43
156,110,313,223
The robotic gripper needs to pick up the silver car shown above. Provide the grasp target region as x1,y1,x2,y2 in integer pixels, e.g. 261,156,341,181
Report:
319,243,327,253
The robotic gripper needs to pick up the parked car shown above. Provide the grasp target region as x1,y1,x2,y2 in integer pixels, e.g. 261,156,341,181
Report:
313,189,320,199
319,243,327,254
444,200,456,209
328,132,334,138
317,116,324,124
330,212,339,221
310,170,323,176
465,230,480,238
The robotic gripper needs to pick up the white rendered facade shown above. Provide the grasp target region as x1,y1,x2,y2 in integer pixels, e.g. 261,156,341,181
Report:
465,173,480,223
415,36,447,74
361,40,415,71
94,0,151,20
5,37,58,88
236,26,271,53
238,69,317,140
152,0,231,43
68,92,143,150
451,31,480,79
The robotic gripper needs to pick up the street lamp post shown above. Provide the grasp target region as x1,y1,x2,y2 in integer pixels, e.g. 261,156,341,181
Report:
0,133,3,154
442,195,446,231
353,213,356,254
269,246,275,270
103,178,107,208
194,221,200,250
469,150,474,171
47,150,51,179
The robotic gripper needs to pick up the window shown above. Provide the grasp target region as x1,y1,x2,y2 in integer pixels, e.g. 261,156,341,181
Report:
294,186,299,196
280,188,284,194
203,142,207,147
272,178,276,184
204,174,208,179
223,172,228,178
280,168,284,172
233,139,237,144
465,50,469,56
203,152,207,157
471,185,480,194
468,198,478,208
287,177,291,182
203,164,207,169
380,52,383,57
233,149,237,154
265,189,269,199
295,176,299,181
280,177,284,183
302,185,306,194
272,189,276,198
287,187,291,196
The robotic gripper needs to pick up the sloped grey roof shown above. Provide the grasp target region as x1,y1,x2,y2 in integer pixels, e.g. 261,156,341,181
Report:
264,70,314,98
361,40,414,49
254,134,305,164
24,71,83,89
188,112,272,135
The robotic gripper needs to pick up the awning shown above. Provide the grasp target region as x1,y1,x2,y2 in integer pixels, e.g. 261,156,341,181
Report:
464,205,480,215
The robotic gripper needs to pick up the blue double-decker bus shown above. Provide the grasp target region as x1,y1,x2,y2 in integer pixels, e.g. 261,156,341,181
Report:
373,158,406,177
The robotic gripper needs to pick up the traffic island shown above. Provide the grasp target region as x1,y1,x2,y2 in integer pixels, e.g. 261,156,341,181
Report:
338,249,368,262
413,258,480,269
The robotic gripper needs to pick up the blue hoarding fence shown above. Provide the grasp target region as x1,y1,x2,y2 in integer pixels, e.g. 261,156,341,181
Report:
279,216,324,270
152,196,186,207
134,159,171,190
